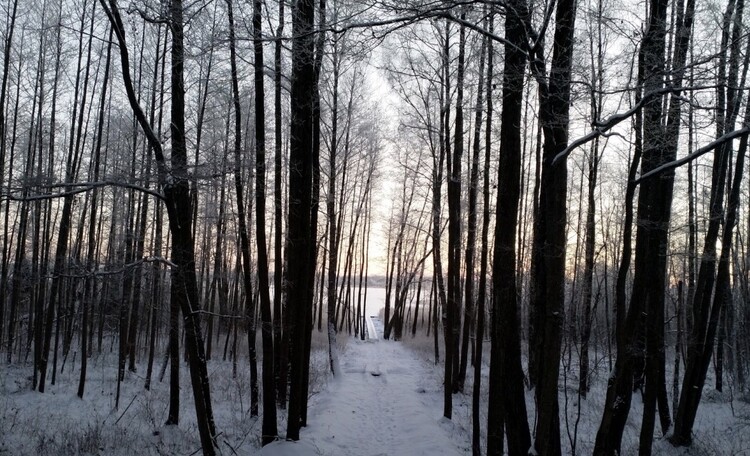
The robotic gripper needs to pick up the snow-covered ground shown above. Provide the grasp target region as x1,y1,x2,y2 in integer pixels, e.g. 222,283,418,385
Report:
262,316,470,456
0,333,331,455
2,287,749,455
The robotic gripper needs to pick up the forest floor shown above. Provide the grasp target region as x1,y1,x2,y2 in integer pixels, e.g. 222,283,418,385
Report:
264,314,750,456
2,311,750,455
261,316,470,456
0,331,332,455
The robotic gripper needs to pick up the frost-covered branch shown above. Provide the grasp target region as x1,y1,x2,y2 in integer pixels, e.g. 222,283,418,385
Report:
551,85,719,166
635,126,750,183
2,181,165,202
53,256,177,279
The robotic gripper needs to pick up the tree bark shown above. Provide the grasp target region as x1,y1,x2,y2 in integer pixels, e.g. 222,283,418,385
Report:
79,23,113,398
38,10,64,393
286,0,316,440
672,0,748,441
579,0,605,397
273,0,286,409
251,0,279,443
595,0,692,452
0,0,19,352
327,33,341,373
487,1,531,454
441,19,457,418
472,12,492,455
527,0,577,452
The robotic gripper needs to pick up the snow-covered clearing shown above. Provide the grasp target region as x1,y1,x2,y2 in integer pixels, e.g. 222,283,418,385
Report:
263,316,469,456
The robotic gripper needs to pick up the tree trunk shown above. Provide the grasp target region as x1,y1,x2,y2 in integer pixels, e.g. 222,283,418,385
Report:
526,0,577,451
441,19,456,418
0,0,19,352
579,0,605,396
456,12,476,394
38,12,64,393
327,34,341,373
251,0,279,443
80,23,113,399
273,0,286,409
225,0,259,419
672,0,748,436
472,12,492,455
286,0,317,440
487,2,531,454
595,0,692,452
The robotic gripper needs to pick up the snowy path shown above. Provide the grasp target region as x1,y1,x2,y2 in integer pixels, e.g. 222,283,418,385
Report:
263,317,468,456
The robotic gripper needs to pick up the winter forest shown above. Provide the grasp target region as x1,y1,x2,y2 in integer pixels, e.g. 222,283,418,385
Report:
1,0,750,454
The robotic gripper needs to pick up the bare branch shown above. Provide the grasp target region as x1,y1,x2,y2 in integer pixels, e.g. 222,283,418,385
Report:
634,126,750,184
551,85,717,166
99,0,169,176
55,256,177,279
3,181,165,202
127,3,169,25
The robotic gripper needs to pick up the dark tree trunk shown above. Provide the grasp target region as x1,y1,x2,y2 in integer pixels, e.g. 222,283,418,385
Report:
80,23,113,398
579,145,599,398
672,110,748,445
327,37,340,373
207,152,228,362
429,33,448,371
165,0,217,449
251,0,279,444
459,22,486,392
472,12,492,456
441,19,456,418
671,0,745,445
595,0,692,452
593,45,645,456
487,1,531,454
6,47,26,364
24,28,46,384
273,0,286,409
286,0,316,440
526,0,577,451
0,0,19,351
384,213,396,339
579,0,605,396
38,15,64,393
455,13,473,394
226,0,259,419
299,0,326,428
145,199,164,391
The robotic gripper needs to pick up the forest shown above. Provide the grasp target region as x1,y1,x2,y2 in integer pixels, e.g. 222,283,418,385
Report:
0,0,749,454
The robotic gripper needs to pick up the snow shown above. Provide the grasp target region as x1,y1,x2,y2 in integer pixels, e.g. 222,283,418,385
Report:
262,316,470,456
365,315,379,341
0,337,284,455
1,291,749,455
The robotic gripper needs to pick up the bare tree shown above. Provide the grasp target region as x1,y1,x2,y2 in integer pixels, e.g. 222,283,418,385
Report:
99,0,217,452
526,0,578,452
251,0,278,443
672,0,747,444
472,10,492,456
486,0,531,453
595,0,694,451
0,0,19,352
79,23,114,399
286,0,317,440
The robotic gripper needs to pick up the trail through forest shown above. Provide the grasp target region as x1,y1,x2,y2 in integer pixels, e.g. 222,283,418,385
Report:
262,317,470,456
